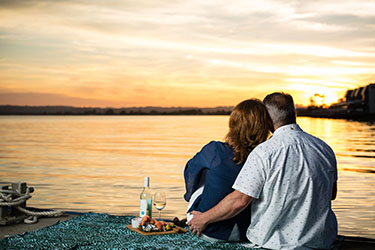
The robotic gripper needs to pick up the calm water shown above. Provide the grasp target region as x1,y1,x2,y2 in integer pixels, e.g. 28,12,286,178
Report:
0,116,374,238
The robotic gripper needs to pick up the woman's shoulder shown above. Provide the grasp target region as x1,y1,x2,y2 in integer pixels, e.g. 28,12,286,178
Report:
195,141,232,162
205,141,230,152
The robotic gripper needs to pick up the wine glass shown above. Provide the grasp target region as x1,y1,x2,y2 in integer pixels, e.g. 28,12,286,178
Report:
153,191,166,220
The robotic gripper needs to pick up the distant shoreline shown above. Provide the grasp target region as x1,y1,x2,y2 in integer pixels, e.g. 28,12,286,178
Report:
1,105,374,121
0,105,233,116
0,113,232,116
296,108,375,122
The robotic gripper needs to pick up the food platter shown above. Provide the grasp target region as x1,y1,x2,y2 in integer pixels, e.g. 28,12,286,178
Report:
126,224,187,236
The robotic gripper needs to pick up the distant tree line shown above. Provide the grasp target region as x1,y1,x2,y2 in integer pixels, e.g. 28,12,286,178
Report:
0,105,232,115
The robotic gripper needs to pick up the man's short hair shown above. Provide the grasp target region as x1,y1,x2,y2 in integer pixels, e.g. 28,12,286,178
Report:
263,92,296,127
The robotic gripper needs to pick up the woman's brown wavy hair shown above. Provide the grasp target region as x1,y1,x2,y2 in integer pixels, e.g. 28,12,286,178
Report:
225,99,271,164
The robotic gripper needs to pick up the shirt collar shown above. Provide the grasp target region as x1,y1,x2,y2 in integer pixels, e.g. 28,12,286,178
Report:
273,123,302,137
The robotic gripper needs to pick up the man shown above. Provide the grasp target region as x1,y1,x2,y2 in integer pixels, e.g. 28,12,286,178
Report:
188,92,338,250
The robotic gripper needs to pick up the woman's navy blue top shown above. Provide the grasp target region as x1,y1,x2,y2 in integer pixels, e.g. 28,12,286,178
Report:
184,141,251,241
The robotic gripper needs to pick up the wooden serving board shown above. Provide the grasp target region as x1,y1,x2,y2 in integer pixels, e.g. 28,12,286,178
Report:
126,224,187,236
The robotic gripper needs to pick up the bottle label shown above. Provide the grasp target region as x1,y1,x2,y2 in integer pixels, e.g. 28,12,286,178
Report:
140,199,147,217
140,198,152,217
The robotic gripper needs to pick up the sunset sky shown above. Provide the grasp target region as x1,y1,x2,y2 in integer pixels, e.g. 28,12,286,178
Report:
0,0,374,107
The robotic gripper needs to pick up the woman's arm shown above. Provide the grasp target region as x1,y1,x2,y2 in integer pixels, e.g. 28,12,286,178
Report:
331,181,337,200
183,142,216,201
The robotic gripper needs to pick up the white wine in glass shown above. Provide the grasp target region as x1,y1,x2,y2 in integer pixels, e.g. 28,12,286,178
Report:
153,192,166,220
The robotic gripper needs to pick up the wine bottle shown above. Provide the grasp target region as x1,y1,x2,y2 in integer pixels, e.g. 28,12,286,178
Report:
139,176,152,217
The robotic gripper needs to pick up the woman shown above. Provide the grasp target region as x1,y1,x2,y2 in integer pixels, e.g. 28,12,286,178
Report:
183,99,270,242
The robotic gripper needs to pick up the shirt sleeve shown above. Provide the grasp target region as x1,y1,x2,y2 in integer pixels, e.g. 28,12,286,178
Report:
232,149,267,199
183,141,217,201
333,155,338,182
331,148,338,182
326,143,338,182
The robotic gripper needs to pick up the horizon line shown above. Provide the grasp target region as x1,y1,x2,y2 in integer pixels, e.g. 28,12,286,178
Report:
0,104,309,109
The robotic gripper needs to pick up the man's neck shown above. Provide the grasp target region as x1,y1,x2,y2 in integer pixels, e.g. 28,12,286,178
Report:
273,123,283,131
273,122,296,131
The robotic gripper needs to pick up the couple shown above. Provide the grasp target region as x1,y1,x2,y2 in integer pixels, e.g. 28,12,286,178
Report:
183,92,338,250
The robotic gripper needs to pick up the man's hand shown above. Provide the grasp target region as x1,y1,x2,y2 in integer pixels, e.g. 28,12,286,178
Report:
187,211,207,237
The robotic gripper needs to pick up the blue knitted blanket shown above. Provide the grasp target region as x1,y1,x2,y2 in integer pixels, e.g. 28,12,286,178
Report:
0,213,260,250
